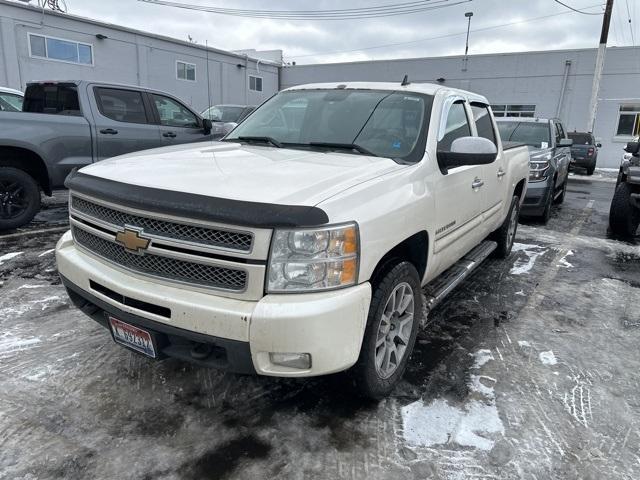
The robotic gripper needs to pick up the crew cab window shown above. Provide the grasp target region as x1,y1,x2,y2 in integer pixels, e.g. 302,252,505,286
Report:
23,84,81,116
438,101,471,151
95,88,149,124
471,103,496,145
152,95,199,128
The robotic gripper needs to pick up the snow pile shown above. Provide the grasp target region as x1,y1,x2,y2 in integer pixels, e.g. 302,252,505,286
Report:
510,243,547,275
539,351,558,365
557,250,574,268
0,252,23,266
401,349,504,451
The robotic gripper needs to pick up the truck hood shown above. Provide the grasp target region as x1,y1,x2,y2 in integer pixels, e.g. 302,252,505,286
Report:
528,146,553,160
78,141,404,206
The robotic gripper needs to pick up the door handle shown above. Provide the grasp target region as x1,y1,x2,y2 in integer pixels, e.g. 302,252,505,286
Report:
99,128,118,135
497,169,506,178
163,132,177,138
472,178,484,189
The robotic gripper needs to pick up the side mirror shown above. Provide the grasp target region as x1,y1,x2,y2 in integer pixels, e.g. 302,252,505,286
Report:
558,138,573,147
437,136,497,170
596,143,602,148
625,141,640,155
202,118,213,135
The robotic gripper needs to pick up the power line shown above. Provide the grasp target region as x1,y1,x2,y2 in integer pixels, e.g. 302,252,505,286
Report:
553,0,603,15
625,0,636,45
138,0,471,20
286,3,605,60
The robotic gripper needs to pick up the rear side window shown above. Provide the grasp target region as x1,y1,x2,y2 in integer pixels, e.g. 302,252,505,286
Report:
438,101,471,151
95,88,149,124
471,103,496,145
23,84,81,116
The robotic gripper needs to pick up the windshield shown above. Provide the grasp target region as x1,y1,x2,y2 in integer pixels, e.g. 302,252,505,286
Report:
498,121,551,149
0,93,23,112
568,132,593,145
202,105,245,122
225,89,432,162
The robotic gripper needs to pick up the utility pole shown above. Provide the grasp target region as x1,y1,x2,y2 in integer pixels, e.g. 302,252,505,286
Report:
587,0,614,132
462,11,473,71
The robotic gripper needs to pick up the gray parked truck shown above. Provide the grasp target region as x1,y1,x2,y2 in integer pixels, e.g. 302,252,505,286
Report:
610,140,640,236
0,80,214,230
497,117,572,223
568,131,601,175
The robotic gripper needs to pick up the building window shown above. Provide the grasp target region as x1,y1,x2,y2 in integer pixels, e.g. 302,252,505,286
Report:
491,104,536,118
28,33,93,65
249,75,263,92
616,104,640,137
176,61,196,81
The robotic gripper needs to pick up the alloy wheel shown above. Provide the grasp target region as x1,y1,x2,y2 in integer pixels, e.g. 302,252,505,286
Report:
0,180,28,220
375,282,415,379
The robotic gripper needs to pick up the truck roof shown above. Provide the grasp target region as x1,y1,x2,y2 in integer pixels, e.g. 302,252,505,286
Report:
0,86,23,96
283,81,489,104
496,116,555,124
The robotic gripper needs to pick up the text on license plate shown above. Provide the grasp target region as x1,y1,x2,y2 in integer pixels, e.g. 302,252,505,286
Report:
109,317,156,358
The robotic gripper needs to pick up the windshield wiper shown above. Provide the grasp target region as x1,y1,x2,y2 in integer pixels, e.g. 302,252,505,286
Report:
233,136,283,148
308,142,378,157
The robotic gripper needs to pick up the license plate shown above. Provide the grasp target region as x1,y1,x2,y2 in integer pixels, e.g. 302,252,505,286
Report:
109,317,156,358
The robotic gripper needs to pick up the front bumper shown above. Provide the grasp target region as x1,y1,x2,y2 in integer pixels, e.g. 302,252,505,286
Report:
521,177,553,216
56,231,372,377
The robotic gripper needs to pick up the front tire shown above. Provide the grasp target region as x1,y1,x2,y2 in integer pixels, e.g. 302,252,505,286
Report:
492,195,520,259
0,167,41,231
352,261,422,399
609,182,640,237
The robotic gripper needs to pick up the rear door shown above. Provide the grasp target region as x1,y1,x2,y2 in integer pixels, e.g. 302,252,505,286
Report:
471,103,506,226
433,98,487,260
89,86,161,161
150,94,212,146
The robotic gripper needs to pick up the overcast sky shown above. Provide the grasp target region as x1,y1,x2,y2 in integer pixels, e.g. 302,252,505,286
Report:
38,0,640,64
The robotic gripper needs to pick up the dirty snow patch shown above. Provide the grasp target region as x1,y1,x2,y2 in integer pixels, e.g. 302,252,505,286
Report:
510,243,547,275
0,252,23,265
517,340,531,347
0,333,41,357
557,250,574,268
38,249,55,257
539,350,558,365
472,349,494,368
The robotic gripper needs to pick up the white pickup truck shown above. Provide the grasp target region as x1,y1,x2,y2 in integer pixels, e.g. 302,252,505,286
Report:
56,81,529,398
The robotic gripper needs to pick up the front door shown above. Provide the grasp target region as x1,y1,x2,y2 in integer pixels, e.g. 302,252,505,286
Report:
433,99,487,264
90,86,161,161
151,94,213,147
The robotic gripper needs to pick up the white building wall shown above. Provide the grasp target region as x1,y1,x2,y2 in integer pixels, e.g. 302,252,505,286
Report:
0,0,279,111
282,47,640,168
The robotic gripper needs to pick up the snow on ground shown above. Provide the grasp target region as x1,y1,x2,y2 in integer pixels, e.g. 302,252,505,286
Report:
539,350,558,365
0,251,23,265
510,243,548,275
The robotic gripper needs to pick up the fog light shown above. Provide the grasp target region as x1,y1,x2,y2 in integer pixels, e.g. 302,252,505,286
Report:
269,352,311,369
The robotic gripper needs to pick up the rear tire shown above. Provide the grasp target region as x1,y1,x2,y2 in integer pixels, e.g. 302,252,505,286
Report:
586,164,596,176
609,182,640,237
492,195,520,259
352,261,422,399
0,167,41,231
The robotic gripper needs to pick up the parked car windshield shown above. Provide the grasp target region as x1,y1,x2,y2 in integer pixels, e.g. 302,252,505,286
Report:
0,93,23,112
498,121,551,149
568,132,593,145
202,105,245,122
225,89,432,162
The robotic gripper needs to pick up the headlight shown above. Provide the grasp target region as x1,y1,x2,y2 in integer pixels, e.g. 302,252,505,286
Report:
268,223,359,292
529,160,550,181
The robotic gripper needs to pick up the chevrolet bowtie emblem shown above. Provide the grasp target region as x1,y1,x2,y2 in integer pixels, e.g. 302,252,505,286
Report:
115,228,150,254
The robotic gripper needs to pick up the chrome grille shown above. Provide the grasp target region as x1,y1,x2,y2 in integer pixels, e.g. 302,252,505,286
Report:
71,195,253,252
72,226,247,291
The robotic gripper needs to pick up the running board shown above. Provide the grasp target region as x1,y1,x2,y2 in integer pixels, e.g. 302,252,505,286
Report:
423,240,497,315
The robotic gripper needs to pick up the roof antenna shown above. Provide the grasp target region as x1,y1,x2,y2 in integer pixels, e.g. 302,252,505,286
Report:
401,74,410,86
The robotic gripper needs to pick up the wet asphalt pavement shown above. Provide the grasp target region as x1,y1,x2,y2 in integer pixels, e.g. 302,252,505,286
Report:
1,171,639,480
